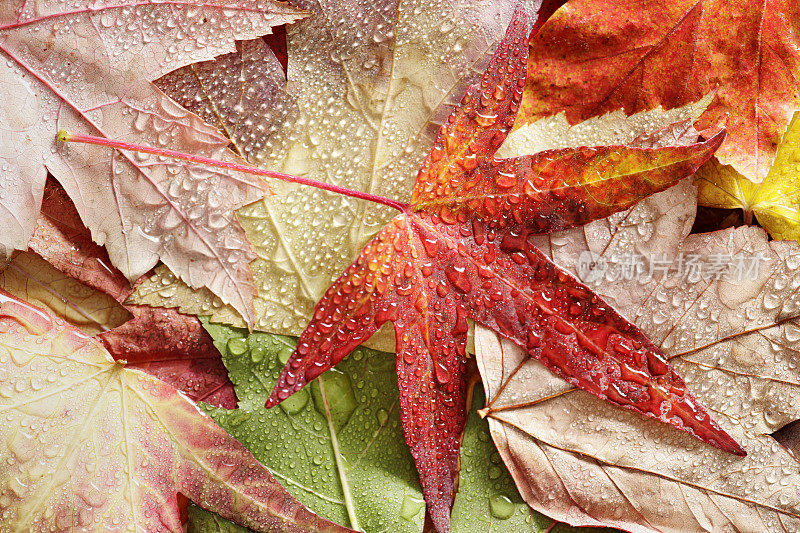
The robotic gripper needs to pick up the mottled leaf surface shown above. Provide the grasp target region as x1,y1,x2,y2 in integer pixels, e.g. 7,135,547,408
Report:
0,0,306,321
12,178,237,407
519,0,800,182
0,291,350,533
475,182,800,531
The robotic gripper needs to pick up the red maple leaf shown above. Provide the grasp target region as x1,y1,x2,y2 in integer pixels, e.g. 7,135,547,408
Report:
262,9,744,533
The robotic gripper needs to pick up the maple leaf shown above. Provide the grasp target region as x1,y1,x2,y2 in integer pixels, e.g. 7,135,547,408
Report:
57,6,744,531
129,0,530,345
9,177,237,408
0,290,352,532
0,0,307,322
474,181,800,531
696,112,800,241
518,0,800,182
255,11,741,533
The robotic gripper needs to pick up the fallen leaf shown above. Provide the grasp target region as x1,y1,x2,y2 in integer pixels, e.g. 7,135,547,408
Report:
29,176,132,301
0,290,351,533
12,177,237,408
258,11,738,533
519,0,800,182
696,111,800,241
192,322,425,533
186,324,558,533
129,0,535,343
98,305,238,409
0,1,306,322
475,182,800,531
0,251,130,335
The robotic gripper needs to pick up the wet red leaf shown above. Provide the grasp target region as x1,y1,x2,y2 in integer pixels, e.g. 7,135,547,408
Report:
265,9,742,533
98,304,238,409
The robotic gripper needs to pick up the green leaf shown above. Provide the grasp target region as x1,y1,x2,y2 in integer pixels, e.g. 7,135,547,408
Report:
198,320,425,532
195,321,592,533
451,387,552,532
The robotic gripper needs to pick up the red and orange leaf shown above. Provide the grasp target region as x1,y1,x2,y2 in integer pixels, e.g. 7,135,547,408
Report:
412,130,725,233
266,8,741,533
24,178,236,408
413,10,529,195
518,0,800,182
411,10,724,234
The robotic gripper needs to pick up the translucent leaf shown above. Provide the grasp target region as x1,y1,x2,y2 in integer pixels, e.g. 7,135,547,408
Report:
0,0,306,322
0,291,351,532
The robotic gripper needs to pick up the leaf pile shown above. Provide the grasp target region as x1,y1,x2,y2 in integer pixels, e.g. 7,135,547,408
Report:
3,1,799,532
131,0,528,343
187,322,552,533
122,4,753,532
0,0,307,321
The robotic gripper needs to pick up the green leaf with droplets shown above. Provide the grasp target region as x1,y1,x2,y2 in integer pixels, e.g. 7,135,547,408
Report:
195,321,596,533
197,320,425,533
451,387,552,532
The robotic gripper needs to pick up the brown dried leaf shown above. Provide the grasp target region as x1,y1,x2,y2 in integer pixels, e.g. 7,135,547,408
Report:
476,182,800,531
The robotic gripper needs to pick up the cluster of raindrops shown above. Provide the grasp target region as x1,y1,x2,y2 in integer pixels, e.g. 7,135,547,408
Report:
155,38,299,168
104,93,266,318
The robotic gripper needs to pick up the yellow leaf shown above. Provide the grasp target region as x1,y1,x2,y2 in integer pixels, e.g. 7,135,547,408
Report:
697,112,800,240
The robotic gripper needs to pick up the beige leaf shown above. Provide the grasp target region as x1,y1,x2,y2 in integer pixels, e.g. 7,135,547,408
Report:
130,0,541,347
475,181,800,531
0,291,350,532
0,251,130,336
0,0,306,323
